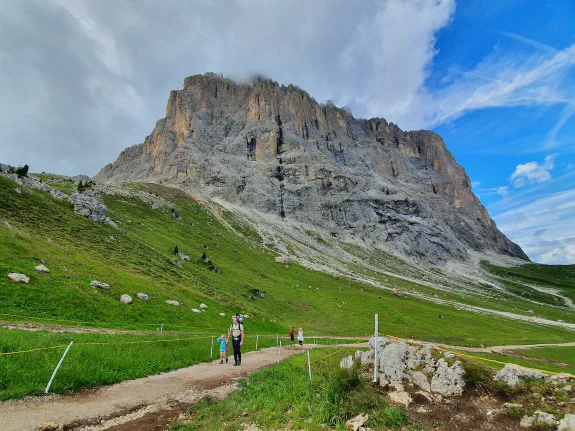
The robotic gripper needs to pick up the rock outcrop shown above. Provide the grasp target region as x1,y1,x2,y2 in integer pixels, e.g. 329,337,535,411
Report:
494,364,547,388
95,73,528,264
71,190,108,223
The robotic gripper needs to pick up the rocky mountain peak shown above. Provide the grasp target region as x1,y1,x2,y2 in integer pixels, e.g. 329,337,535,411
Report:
95,72,528,264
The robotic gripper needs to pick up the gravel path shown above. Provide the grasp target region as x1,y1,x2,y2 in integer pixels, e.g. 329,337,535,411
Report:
0,346,302,431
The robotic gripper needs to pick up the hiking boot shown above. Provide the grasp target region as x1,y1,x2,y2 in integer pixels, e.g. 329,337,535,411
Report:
225,357,228,363
233,362,238,366
220,360,223,364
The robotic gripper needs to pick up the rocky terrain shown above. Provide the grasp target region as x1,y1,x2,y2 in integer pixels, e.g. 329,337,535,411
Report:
95,73,527,265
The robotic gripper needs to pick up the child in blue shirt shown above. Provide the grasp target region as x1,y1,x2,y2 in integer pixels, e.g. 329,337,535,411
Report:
216,334,228,364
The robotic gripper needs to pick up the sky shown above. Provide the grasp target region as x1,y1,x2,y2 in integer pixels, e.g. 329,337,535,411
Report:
0,0,574,264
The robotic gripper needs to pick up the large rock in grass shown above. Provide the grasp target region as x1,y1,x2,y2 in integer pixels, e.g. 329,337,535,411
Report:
71,190,107,222
8,273,29,283
558,414,575,431
494,364,547,388
90,280,110,289
35,264,49,273
137,292,149,300
120,294,132,304
165,300,180,306
430,359,465,396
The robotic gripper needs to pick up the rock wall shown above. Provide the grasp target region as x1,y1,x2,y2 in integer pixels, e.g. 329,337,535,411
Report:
95,73,528,264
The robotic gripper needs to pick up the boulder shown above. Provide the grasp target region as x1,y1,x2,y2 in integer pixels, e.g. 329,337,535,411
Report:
521,411,556,427
275,255,290,264
14,187,21,194
219,312,225,316
430,359,465,396
35,264,49,273
177,252,190,261
90,280,110,289
410,370,431,392
192,308,201,313
340,355,354,369
120,294,132,304
151,203,160,210
171,210,182,221
368,335,389,352
558,414,575,431
136,292,149,301
345,413,368,431
200,303,208,309
171,260,183,268
8,273,30,283
73,175,91,187
388,390,412,407
71,190,107,222
166,300,180,306
494,364,547,388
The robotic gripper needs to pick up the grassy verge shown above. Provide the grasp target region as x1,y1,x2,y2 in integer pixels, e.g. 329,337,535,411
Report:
0,328,282,401
172,349,408,431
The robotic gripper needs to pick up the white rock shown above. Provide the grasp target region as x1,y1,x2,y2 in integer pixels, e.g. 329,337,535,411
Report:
219,312,225,316
275,255,290,264
177,252,190,261
430,359,465,396
165,300,180,306
136,292,148,301
7,273,29,283
368,335,389,352
558,414,575,431
200,303,208,309
192,308,201,313
520,415,534,428
410,371,431,392
120,294,132,304
90,280,110,289
388,390,412,407
495,364,547,388
532,411,556,426
35,264,49,273
345,413,368,431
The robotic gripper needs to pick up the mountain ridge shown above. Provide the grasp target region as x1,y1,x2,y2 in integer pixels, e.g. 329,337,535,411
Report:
95,72,528,265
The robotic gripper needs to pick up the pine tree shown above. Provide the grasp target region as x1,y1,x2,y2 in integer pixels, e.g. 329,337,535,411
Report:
201,251,207,261
174,246,179,255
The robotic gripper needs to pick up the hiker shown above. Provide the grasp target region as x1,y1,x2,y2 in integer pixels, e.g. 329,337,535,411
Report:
289,327,295,345
228,315,244,366
216,333,228,364
297,327,304,350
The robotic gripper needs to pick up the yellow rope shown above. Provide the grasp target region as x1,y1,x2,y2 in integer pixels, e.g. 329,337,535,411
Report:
0,344,71,357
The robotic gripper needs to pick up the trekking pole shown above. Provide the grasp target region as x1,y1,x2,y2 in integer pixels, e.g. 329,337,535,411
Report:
45,341,73,394
210,336,214,359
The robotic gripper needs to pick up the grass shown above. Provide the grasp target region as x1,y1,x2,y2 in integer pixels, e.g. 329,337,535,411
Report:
1,175,575,399
0,327,281,401
172,349,408,431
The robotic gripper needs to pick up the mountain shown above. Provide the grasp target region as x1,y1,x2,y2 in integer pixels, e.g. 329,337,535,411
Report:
95,72,527,265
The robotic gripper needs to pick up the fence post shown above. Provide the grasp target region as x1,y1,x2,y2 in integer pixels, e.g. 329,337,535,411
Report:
373,314,379,383
276,334,279,346
160,324,163,335
210,336,214,359
256,334,259,351
307,349,312,382
45,341,73,394
277,341,281,364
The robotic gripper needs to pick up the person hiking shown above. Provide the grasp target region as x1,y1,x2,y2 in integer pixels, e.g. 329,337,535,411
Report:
297,327,304,350
289,327,295,345
216,334,228,364
228,315,244,366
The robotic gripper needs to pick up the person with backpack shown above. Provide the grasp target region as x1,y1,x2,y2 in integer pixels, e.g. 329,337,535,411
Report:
289,327,295,345
228,315,244,366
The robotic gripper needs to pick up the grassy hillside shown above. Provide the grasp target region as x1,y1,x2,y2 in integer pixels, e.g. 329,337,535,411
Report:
0,174,574,399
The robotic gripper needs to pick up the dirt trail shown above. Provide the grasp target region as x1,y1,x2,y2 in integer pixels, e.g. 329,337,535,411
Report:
428,341,575,353
0,346,301,431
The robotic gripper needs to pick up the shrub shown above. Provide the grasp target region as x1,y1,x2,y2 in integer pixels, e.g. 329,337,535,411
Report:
174,246,179,255
15,165,28,178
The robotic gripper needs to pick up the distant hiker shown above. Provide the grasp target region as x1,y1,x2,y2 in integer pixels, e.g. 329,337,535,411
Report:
297,327,304,350
228,315,244,366
289,327,295,345
216,334,228,364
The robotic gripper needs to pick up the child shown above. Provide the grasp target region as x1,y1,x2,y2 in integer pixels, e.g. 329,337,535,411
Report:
216,334,228,364
297,327,304,350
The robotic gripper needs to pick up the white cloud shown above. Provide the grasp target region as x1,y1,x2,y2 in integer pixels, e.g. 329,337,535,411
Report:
510,154,555,188
471,181,481,188
538,243,575,265
497,186,508,196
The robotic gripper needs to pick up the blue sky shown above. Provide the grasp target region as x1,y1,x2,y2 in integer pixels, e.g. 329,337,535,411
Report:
0,0,574,263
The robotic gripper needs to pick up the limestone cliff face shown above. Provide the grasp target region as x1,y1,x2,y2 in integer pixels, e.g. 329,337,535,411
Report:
95,73,528,264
